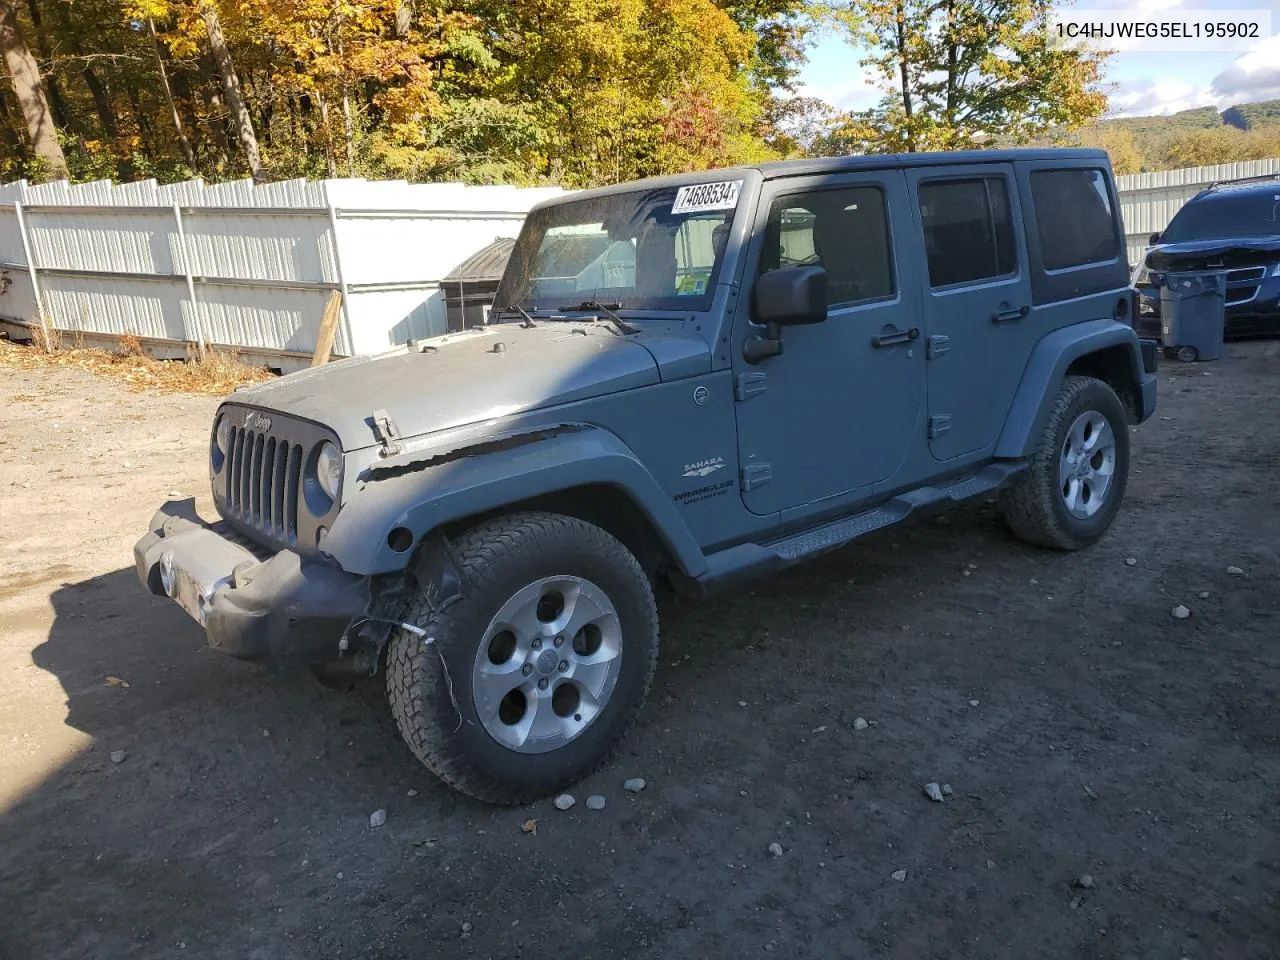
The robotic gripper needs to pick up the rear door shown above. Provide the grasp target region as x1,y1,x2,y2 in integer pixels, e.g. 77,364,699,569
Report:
905,165,1034,462
732,170,927,516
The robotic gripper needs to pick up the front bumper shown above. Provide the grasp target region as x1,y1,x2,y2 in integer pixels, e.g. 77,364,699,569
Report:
133,499,369,663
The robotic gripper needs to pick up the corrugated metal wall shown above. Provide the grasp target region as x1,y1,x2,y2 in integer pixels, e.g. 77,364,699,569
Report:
1116,159,1280,264
3,161,1276,366
0,176,563,369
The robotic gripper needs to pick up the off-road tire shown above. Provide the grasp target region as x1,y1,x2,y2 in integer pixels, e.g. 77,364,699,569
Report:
1000,375,1130,551
386,511,658,805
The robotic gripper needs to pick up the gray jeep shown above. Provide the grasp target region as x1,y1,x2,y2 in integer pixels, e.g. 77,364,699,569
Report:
135,148,1158,804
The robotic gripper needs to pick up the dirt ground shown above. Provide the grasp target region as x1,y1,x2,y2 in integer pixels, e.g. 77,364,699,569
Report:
1,342,1277,960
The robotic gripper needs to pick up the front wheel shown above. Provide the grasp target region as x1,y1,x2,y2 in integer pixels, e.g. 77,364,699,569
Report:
386,512,658,805
1000,375,1130,551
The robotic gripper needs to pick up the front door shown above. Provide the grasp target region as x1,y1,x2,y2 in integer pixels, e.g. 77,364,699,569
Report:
733,171,927,517
905,165,1035,461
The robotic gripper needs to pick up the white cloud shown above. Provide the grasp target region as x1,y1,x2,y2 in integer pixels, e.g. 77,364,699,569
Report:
1211,34,1280,102
1108,34,1280,116
1108,78,1219,116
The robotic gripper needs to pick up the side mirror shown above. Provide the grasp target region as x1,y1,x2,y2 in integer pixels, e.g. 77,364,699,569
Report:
1149,232,1162,246
743,266,827,364
754,265,828,326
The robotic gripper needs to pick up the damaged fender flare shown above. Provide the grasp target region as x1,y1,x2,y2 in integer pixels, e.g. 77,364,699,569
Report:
319,424,709,579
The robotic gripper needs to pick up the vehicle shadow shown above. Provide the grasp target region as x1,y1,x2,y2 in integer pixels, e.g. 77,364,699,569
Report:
1,501,1026,959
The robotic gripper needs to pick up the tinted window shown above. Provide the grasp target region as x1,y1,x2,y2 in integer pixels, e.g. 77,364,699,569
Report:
761,186,894,306
1161,191,1280,243
1031,169,1119,269
918,178,1017,287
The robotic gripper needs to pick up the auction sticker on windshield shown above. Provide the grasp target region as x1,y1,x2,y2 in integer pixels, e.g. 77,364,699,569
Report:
672,180,743,214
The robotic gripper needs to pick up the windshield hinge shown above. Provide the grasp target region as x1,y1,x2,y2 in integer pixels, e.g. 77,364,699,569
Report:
371,408,403,458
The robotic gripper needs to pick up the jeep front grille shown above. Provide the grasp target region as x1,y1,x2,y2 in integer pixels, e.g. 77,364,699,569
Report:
224,425,302,543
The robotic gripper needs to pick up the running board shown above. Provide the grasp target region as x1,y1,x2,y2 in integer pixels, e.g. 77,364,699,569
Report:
695,462,1025,593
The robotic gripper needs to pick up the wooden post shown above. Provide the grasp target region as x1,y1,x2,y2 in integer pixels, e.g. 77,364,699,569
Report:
311,288,342,366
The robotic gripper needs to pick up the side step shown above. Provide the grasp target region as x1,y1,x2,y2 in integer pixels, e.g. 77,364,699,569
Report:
695,462,1025,592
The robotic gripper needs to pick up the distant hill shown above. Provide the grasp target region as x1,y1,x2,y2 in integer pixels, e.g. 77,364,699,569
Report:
1105,99,1280,137
1221,100,1280,130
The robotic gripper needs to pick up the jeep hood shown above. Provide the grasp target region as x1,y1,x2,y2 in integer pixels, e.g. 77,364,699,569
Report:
232,325,668,451
1145,236,1280,272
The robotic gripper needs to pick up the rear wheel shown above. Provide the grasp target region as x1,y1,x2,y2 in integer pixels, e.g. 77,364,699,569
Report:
1000,376,1130,551
386,512,658,805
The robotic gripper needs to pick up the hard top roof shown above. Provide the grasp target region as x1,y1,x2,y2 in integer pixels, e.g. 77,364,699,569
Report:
532,148,1111,208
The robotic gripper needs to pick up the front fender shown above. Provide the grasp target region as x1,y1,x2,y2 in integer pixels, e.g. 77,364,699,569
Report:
322,424,709,578
995,318,1153,460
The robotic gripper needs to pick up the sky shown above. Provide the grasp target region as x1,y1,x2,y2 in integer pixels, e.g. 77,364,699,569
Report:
795,0,1280,118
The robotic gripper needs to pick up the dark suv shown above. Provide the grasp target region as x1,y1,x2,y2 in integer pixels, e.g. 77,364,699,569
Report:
1136,176,1280,337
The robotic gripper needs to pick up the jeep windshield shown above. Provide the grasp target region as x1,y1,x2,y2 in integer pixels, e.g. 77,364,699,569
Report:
494,180,742,316
1162,191,1280,243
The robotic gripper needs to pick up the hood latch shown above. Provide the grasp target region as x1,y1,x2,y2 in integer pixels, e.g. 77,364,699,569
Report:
371,408,403,458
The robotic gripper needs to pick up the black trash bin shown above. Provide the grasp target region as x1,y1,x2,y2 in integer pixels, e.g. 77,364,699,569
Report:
1158,271,1226,363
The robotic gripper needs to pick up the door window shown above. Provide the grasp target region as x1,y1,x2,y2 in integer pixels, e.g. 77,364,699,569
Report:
918,178,1017,287
761,186,895,307
1030,169,1119,270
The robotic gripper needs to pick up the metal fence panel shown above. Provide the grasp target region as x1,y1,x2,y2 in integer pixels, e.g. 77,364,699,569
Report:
0,176,563,365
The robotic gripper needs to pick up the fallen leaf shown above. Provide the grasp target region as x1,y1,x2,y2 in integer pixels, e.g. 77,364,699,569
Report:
105,676,126,687
521,818,538,835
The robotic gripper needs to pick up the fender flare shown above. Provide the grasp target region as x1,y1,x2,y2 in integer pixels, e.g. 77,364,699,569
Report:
322,424,709,578
995,318,1147,460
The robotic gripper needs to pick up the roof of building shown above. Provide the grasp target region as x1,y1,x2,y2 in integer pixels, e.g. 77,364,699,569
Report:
442,237,517,283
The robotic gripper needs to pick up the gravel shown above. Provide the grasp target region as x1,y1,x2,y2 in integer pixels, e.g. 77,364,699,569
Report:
623,778,647,793
852,717,869,731
368,809,387,828
924,782,944,802
585,795,606,810
768,842,783,857
553,794,576,811
1227,565,1245,576
109,750,126,764
890,869,907,882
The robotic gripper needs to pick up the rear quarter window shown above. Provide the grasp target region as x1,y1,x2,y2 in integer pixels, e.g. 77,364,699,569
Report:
1031,169,1119,270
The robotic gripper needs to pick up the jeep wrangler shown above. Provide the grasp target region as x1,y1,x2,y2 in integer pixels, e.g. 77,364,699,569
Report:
135,149,1158,804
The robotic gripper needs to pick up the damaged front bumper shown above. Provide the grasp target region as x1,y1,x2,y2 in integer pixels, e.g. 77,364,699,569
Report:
133,499,370,663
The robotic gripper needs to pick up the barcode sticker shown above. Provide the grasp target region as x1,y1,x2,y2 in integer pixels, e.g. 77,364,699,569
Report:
672,180,743,214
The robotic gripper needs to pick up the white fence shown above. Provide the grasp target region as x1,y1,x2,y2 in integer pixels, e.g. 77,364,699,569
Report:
0,177,562,369
1,160,1276,367
1116,158,1280,264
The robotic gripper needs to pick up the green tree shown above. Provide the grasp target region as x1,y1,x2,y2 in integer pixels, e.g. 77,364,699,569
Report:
827,0,1108,152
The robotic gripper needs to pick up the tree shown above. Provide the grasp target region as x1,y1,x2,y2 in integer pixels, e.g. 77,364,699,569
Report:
1075,125,1143,175
196,0,262,179
0,0,68,178
827,0,1108,152
1161,126,1280,169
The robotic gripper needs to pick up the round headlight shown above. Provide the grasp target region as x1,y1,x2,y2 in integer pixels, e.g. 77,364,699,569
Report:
316,442,342,499
214,414,231,454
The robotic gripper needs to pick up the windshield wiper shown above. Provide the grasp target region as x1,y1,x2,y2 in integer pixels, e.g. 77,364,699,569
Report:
495,301,538,328
559,300,639,335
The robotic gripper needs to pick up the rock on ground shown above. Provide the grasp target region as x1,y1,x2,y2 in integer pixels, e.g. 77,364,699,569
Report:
924,782,944,802
369,809,387,828
585,795,606,810
623,778,646,793
553,794,576,811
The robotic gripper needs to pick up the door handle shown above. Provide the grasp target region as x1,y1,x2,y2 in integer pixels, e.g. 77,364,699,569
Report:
992,305,1030,323
872,327,920,348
